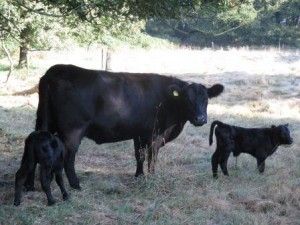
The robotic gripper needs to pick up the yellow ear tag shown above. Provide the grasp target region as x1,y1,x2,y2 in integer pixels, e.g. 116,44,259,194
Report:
173,90,179,97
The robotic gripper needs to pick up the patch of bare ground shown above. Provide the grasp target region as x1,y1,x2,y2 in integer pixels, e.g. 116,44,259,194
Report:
0,48,299,224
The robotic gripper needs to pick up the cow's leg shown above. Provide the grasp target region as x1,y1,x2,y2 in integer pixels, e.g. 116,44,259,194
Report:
220,150,230,176
63,128,84,190
24,162,36,191
211,149,220,178
134,137,147,177
257,158,265,173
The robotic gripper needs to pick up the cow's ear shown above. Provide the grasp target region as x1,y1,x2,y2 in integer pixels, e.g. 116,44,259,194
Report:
168,84,181,98
271,125,276,128
207,84,224,98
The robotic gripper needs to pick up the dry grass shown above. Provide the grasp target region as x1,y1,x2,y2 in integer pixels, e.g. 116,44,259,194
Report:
0,47,299,225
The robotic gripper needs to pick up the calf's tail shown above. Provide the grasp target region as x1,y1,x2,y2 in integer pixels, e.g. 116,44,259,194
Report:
209,120,223,145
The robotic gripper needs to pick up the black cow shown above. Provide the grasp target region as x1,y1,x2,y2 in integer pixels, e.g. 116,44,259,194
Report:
14,131,68,206
209,121,293,178
30,64,223,189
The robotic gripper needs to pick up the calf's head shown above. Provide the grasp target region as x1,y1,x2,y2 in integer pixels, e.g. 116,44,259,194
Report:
272,124,293,145
169,83,224,126
35,132,64,167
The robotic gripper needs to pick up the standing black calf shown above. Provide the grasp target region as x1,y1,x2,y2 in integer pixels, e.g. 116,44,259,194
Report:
209,121,293,178
14,131,69,206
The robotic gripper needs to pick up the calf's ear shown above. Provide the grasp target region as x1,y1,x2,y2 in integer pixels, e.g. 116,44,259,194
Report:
207,84,224,98
50,138,58,149
271,125,276,128
168,84,182,98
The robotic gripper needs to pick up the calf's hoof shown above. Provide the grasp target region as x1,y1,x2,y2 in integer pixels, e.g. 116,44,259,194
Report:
63,193,69,201
70,183,81,190
14,200,20,206
47,199,56,206
24,185,35,192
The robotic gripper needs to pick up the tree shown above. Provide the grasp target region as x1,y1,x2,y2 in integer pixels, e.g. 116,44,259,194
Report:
145,0,299,47
1,0,195,69
0,0,65,68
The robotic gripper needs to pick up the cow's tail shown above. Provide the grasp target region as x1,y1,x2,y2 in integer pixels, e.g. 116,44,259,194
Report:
209,120,223,146
35,75,51,132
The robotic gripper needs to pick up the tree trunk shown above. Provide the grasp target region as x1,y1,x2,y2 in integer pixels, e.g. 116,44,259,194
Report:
17,44,28,69
17,24,30,69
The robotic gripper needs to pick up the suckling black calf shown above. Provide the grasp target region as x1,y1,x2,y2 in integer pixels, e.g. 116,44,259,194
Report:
14,131,68,206
209,121,293,178
148,125,176,173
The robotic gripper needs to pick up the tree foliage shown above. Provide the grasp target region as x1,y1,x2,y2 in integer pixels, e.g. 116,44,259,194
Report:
0,0,299,69
146,0,300,47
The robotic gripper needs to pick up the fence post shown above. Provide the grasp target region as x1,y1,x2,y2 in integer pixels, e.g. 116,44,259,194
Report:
106,49,112,71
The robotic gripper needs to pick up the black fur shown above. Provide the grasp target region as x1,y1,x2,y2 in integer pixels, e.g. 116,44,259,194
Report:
34,64,224,189
14,131,68,206
209,121,293,178
148,125,176,174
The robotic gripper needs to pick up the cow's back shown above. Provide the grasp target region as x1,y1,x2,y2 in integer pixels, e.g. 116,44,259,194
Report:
38,64,185,143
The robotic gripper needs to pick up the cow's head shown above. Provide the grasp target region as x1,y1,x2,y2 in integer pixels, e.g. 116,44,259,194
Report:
168,83,224,126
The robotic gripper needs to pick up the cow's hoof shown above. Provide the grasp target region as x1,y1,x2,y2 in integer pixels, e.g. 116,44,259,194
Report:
148,168,155,174
134,172,144,178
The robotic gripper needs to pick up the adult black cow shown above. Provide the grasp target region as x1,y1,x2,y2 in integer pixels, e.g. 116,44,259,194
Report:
30,64,223,190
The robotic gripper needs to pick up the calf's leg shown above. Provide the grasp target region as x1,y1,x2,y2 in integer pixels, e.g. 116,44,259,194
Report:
211,150,220,178
148,141,160,174
14,163,34,206
220,150,230,176
55,170,69,200
24,162,37,191
40,168,55,206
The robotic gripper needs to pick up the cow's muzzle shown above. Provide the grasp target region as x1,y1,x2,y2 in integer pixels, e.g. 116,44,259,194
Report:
192,116,207,126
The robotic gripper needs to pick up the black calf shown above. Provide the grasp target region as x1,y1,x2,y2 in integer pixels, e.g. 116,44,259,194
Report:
14,131,68,206
209,121,293,178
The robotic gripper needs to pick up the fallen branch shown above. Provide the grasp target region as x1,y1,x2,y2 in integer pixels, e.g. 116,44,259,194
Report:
12,84,38,96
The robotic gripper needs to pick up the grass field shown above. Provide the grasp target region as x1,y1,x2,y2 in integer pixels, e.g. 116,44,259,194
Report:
0,47,299,225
